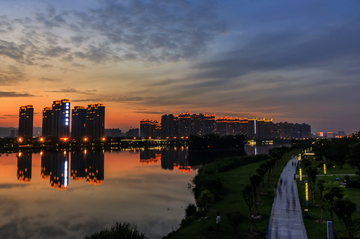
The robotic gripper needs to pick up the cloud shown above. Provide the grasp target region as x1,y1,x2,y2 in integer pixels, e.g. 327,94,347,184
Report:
47,88,97,95
39,77,63,82
0,91,35,97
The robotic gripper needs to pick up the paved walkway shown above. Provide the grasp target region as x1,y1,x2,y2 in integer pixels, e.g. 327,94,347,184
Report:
267,156,308,239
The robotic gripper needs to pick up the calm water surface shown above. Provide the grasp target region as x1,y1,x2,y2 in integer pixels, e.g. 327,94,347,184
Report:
0,148,196,239
0,144,288,239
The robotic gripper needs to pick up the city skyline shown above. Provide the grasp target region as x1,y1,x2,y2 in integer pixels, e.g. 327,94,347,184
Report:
1,0,360,134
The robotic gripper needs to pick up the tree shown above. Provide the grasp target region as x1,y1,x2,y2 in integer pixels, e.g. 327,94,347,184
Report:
249,174,261,215
316,179,325,221
242,184,254,235
348,142,360,176
196,190,214,211
323,181,344,237
332,198,356,239
226,210,243,239
306,166,318,205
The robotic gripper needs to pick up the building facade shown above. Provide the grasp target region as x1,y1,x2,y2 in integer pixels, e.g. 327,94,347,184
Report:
18,105,34,139
71,106,87,140
86,103,105,140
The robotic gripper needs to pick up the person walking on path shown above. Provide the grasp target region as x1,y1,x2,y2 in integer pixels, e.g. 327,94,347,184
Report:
215,212,221,232
268,156,308,239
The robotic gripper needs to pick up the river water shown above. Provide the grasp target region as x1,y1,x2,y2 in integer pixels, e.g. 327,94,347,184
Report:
0,144,288,239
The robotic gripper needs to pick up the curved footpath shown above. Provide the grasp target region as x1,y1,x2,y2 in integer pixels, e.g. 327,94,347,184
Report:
267,156,308,239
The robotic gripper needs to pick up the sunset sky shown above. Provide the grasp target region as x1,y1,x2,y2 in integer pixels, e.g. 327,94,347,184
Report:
1,0,359,134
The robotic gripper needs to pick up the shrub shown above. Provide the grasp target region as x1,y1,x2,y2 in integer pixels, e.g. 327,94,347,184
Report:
197,190,215,210
85,222,147,239
185,204,197,218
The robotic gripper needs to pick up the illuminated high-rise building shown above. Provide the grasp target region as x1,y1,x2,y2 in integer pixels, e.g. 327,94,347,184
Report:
71,106,87,140
161,114,177,138
86,103,105,140
177,112,191,137
216,117,228,136
18,105,33,139
51,99,70,138
17,152,32,182
203,114,216,135
140,119,159,138
190,114,204,136
42,107,52,137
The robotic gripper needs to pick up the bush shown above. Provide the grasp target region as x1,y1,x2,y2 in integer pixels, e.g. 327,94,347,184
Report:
185,204,197,218
180,215,196,228
197,190,214,210
85,222,147,239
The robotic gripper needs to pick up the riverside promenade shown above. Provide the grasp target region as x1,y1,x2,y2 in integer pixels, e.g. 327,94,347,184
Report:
267,156,308,239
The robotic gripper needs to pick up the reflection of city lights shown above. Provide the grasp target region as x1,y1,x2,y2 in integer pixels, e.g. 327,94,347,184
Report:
64,161,68,188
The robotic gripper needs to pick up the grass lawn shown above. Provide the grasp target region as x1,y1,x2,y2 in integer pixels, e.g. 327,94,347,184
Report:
297,173,360,238
165,149,298,239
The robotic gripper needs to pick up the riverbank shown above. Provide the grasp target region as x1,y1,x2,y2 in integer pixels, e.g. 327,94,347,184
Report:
163,147,301,239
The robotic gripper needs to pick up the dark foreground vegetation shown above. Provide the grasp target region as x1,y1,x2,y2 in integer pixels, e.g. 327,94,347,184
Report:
297,131,360,239
85,222,147,239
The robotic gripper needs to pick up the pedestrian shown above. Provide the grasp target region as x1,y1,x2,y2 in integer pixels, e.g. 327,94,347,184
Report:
215,212,221,232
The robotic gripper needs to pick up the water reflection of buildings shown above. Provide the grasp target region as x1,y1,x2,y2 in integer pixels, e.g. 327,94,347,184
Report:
140,149,160,164
41,151,69,190
17,152,32,182
161,147,191,173
71,150,104,185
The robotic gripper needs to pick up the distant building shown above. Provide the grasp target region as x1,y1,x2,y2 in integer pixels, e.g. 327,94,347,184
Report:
86,103,105,140
161,114,177,138
18,105,34,139
51,99,70,138
140,119,159,138
105,128,121,137
203,114,216,135
71,106,87,140
177,113,191,137
126,128,139,138
42,107,53,137
10,129,16,137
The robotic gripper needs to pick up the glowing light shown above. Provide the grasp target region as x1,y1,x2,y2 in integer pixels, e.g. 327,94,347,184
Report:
84,137,88,141
324,164,327,175
60,137,69,141
40,151,43,156
64,161,68,188
300,168,302,181
18,138,23,142
40,137,44,142
18,152,22,157
102,137,106,141
305,181,308,201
